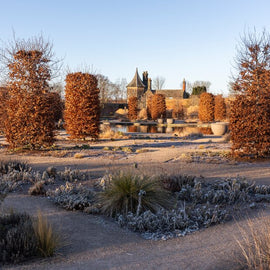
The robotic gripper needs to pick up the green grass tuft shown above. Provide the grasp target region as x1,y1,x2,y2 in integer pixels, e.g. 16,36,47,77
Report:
99,171,174,217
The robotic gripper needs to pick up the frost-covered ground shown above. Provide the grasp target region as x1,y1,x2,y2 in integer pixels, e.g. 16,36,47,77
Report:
1,131,270,269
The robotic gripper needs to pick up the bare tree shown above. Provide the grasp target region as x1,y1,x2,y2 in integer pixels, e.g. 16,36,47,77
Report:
114,78,127,101
185,80,193,94
97,74,127,103
0,33,62,83
153,76,166,90
96,74,111,104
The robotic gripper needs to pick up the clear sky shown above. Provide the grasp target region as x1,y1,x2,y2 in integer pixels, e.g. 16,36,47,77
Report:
1,0,270,95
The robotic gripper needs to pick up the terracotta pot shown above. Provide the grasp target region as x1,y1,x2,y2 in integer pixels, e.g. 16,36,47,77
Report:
210,122,228,136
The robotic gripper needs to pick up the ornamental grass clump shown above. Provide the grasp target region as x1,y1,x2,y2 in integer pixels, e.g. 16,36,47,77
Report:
99,172,173,217
0,211,61,264
236,216,270,270
33,210,60,257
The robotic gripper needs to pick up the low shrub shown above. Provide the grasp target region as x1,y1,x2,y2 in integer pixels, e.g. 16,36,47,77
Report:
57,167,88,182
0,160,29,174
98,172,173,217
47,182,97,211
28,181,46,196
161,174,196,192
0,213,38,264
0,211,60,263
99,126,124,139
117,205,227,239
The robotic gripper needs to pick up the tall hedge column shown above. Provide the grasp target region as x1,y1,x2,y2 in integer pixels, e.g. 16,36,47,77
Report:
64,72,100,140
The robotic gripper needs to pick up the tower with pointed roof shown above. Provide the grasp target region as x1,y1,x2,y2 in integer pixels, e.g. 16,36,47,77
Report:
127,68,189,111
126,68,146,102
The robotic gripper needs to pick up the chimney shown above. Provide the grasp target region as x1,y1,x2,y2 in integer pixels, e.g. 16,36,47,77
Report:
148,78,152,90
182,78,186,92
142,71,148,90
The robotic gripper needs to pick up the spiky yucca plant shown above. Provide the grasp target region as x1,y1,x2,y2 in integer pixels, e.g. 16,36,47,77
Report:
99,172,173,217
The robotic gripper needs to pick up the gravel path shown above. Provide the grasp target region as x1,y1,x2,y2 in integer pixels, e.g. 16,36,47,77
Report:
2,134,270,269
2,193,251,270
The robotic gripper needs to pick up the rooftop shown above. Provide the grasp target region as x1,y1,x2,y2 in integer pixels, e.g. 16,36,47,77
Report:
127,68,145,88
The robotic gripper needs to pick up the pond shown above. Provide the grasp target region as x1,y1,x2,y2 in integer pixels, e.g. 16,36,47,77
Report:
109,124,213,135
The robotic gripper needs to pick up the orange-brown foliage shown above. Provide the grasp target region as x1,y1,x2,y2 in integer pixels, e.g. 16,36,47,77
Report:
172,103,184,119
151,94,166,120
128,96,138,120
0,88,8,133
230,32,270,158
230,95,270,158
5,50,55,149
64,72,100,140
47,92,64,122
146,96,152,119
128,125,137,132
214,94,226,121
199,127,213,135
198,92,214,122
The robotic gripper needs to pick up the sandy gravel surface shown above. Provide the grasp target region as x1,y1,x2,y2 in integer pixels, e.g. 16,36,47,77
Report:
3,193,261,270
1,132,270,269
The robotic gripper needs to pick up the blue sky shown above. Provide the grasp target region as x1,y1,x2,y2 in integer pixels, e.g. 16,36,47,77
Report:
1,0,270,95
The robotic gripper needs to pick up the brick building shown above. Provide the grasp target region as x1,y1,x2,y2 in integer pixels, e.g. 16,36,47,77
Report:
126,68,189,109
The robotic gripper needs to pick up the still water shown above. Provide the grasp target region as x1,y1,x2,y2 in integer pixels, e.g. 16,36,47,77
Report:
110,124,212,135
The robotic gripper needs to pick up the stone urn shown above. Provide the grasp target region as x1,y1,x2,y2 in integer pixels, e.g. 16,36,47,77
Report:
157,118,164,124
210,122,228,136
167,118,174,125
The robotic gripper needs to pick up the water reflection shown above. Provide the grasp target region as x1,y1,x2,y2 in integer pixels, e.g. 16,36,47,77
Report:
110,124,212,134
126,125,161,133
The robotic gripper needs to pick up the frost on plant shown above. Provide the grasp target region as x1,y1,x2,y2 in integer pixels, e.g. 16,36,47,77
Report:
47,182,97,211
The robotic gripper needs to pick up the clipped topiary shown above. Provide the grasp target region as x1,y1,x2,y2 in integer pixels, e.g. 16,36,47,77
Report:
198,92,214,122
230,95,270,158
146,96,152,119
151,94,166,120
64,72,100,140
5,50,55,149
214,94,226,121
128,96,138,120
